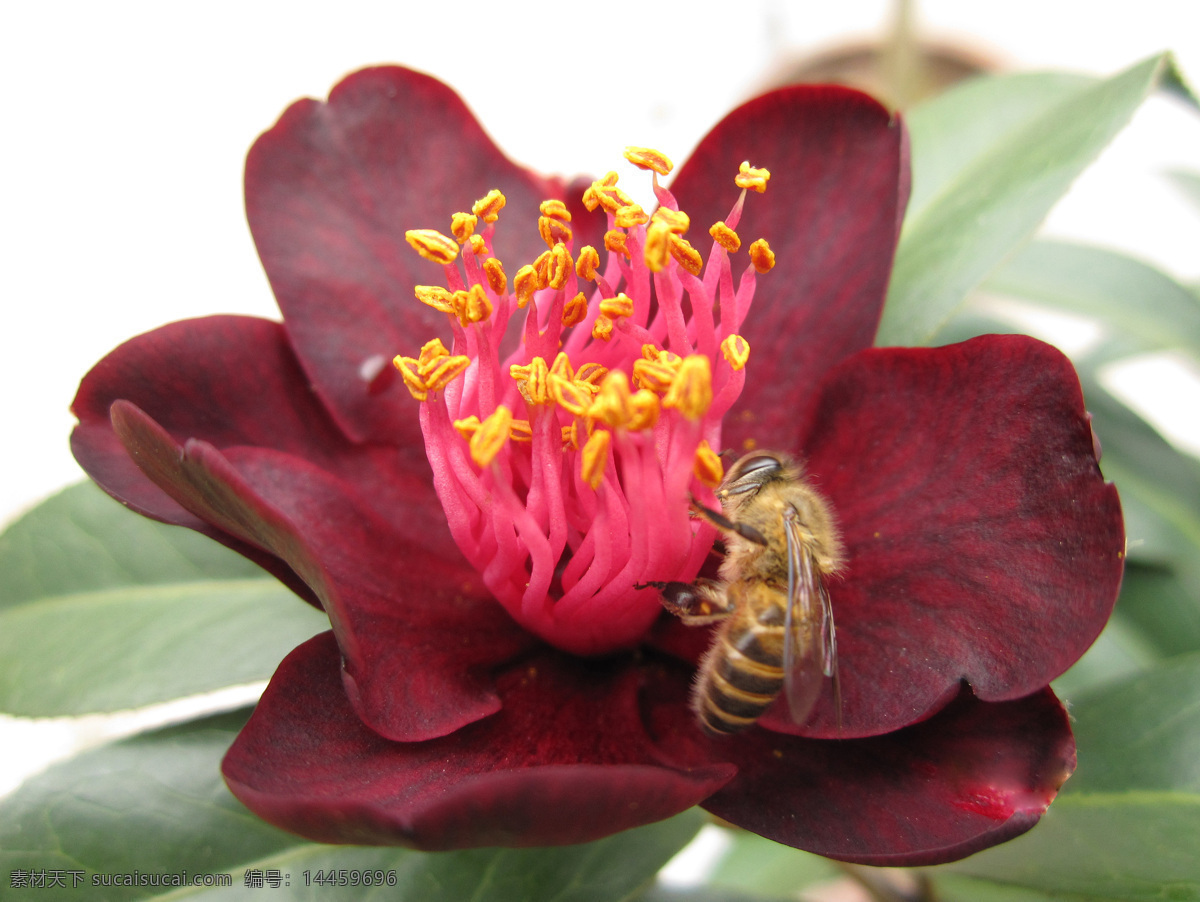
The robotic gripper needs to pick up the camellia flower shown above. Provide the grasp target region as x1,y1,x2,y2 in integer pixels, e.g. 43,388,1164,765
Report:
71,66,1124,864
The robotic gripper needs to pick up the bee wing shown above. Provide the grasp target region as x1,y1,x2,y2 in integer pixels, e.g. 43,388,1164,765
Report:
782,509,837,726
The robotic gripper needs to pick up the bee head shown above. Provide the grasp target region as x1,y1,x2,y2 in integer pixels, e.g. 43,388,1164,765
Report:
716,451,796,510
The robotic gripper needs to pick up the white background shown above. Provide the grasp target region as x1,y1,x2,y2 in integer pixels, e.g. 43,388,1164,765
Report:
3,0,1200,813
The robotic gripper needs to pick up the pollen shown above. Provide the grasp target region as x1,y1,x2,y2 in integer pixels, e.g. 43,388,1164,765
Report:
469,406,514,467
391,151,778,655
472,189,506,223
720,334,751,370
694,440,724,488
709,221,741,253
624,146,673,176
580,429,611,489
405,229,460,265
749,238,775,273
663,355,712,420
735,161,771,193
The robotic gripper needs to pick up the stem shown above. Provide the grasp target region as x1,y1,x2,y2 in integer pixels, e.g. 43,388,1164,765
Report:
835,863,939,902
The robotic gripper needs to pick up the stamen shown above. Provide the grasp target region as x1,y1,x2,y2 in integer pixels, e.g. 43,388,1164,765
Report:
694,440,724,488
472,189,506,222
395,153,776,654
624,146,674,176
405,229,459,265
720,334,751,370
663,355,712,420
470,406,514,467
735,161,771,193
749,238,775,273
581,429,611,489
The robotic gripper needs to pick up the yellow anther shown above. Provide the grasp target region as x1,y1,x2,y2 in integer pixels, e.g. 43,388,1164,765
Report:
641,344,661,361
628,389,660,431
580,429,611,490
468,234,487,256
749,238,775,273
484,258,507,296
652,208,690,234
547,244,572,290
511,356,552,405
643,222,671,273
394,344,471,401
549,352,575,381
472,189,506,223
587,179,636,215
624,146,674,177
632,357,680,393
514,264,539,308
418,337,451,365
538,215,573,248
562,292,588,328
469,406,513,467
663,355,713,420
668,234,703,276
588,371,633,428
405,229,459,265
393,355,429,400
453,415,481,440
548,373,595,416
509,419,533,443
574,362,608,386
604,230,629,258
709,221,741,253
532,250,553,289
451,284,493,325
591,314,614,342
582,174,619,212
694,440,724,488
614,204,649,229
415,285,454,314
422,353,472,393
451,212,478,244
735,161,771,193
598,293,634,320
720,334,751,370
562,422,580,450
576,246,601,281
539,199,572,222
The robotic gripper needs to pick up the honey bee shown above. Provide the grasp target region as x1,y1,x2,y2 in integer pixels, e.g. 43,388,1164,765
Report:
645,451,843,736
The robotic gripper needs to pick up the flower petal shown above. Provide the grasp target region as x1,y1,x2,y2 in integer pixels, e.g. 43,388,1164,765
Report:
108,401,534,740
670,85,908,451
71,315,458,576
246,66,578,443
223,633,736,848
703,687,1075,866
770,334,1123,737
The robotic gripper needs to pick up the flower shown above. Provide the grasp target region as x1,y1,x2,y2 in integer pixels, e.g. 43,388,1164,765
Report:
70,66,1124,865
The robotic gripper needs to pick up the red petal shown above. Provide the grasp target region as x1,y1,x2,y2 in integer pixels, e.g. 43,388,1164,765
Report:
670,85,908,451
246,66,574,443
703,687,1075,866
70,316,457,584
769,334,1123,737
109,402,533,740
223,633,735,848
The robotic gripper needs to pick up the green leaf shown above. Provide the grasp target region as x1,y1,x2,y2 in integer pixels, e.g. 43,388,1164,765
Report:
0,482,263,610
982,239,1200,356
707,829,838,897
0,482,326,716
0,710,705,901
937,656,1200,900
1167,169,1200,215
0,581,326,715
879,53,1190,347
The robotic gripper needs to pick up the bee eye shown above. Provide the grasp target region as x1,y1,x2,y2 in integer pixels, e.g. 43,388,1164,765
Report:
733,453,783,479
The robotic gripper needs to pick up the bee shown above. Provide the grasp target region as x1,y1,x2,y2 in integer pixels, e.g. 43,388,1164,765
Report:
645,451,843,736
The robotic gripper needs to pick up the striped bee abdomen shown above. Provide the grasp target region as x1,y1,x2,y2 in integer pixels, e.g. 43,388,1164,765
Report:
692,585,789,736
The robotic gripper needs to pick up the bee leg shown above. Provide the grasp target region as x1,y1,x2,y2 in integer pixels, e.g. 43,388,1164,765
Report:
647,579,734,625
687,494,768,546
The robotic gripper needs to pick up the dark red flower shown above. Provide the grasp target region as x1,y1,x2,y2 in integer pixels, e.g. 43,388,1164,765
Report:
70,66,1124,865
